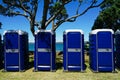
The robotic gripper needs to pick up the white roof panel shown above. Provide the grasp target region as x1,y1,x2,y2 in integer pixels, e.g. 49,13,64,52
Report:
35,30,55,35
3,30,28,35
90,29,114,34
64,29,84,34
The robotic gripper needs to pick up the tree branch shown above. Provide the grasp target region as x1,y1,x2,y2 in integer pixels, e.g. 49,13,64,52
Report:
3,0,32,16
33,0,38,15
31,0,38,26
65,0,105,22
54,20,65,31
8,11,31,21
65,1,82,22
76,2,82,15
12,12,28,17
53,0,105,31
45,0,72,28
18,0,32,16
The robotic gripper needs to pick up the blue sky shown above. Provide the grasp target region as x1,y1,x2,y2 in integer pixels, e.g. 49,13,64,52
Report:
0,1,101,42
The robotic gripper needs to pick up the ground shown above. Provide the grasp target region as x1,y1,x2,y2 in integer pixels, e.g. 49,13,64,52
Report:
0,52,120,80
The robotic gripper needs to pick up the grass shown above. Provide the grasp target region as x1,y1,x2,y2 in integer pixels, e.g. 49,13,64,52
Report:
0,52,120,80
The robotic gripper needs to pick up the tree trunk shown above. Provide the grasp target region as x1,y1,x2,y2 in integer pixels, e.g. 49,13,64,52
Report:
52,20,54,30
41,0,49,29
30,20,35,36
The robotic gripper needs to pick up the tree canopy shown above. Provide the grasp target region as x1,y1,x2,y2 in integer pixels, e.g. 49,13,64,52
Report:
92,0,120,31
0,0,104,36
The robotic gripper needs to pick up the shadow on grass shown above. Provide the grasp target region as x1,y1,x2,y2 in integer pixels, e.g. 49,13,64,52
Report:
26,51,34,70
0,64,3,70
56,62,63,70
26,60,34,70
56,51,63,70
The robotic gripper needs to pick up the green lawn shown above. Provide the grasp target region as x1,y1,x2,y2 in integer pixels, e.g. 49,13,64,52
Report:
0,54,120,80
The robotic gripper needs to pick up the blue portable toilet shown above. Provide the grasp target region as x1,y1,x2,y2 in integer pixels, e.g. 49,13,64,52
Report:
63,30,85,71
34,30,56,71
89,29,115,72
0,34,2,68
115,30,120,68
4,30,29,71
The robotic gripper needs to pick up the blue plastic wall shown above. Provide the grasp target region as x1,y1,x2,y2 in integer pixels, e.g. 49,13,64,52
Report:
89,31,115,72
34,30,56,71
0,34,2,68
115,30,120,68
63,31,85,71
4,31,28,71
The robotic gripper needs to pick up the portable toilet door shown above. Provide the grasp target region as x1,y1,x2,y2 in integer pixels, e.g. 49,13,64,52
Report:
4,30,28,71
115,30,120,68
89,29,115,72
34,30,56,71
63,30,85,71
